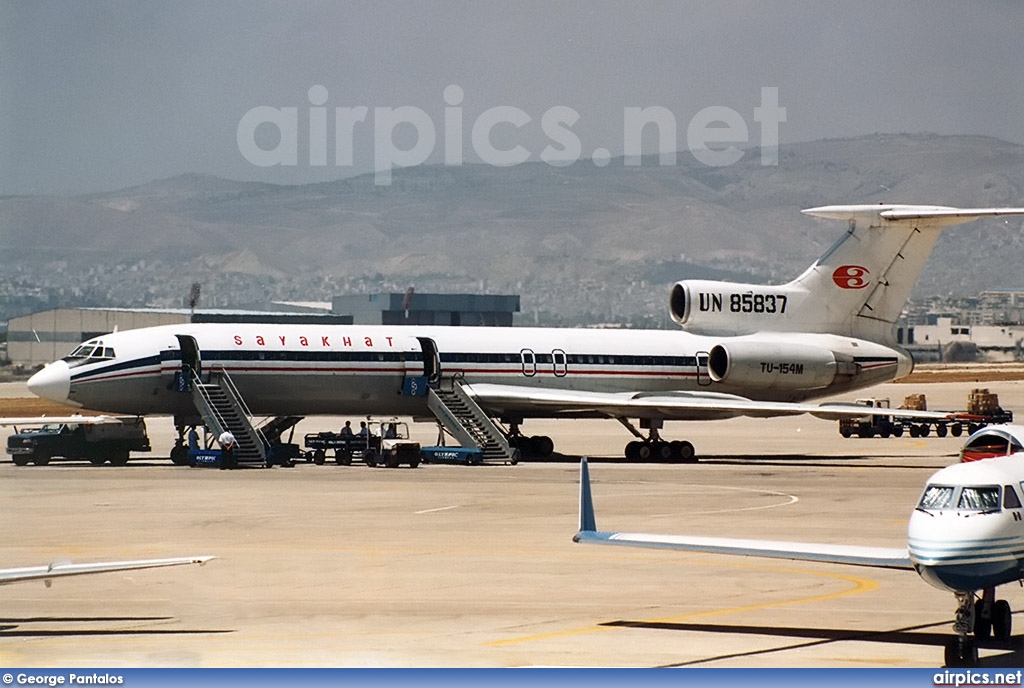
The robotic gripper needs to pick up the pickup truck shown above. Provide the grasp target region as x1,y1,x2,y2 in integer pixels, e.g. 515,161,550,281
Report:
7,417,151,466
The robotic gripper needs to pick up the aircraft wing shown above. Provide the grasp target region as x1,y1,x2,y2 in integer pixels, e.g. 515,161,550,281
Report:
0,415,118,427
573,459,913,570
463,383,954,422
0,556,215,586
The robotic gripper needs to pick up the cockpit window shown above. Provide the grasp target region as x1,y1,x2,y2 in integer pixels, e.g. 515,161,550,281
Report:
957,486,1001,511
1004,485,1022,510
63,342,115,368
919,485,955,509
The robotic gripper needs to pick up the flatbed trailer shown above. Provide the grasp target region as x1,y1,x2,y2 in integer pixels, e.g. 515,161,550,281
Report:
838,392,1013,439
303,433,368,465
303,420,420,468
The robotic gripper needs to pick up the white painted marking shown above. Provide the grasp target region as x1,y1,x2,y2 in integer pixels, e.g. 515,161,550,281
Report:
611,484,799,517
415,505,461,514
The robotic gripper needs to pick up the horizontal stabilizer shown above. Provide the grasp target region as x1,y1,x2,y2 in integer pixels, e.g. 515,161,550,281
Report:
881,207,1024,222
802,204,1024,228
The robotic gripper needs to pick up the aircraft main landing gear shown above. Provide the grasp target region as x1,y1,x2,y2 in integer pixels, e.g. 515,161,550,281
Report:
618,418,696,463
624,439,695,462
170,421,191,465
504,421,555,459
972,587,1012,642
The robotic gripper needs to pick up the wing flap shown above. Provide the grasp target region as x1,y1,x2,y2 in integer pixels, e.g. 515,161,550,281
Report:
465,383,954,422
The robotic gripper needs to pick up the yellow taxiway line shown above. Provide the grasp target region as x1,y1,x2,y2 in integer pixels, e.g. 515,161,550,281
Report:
486,559,879,647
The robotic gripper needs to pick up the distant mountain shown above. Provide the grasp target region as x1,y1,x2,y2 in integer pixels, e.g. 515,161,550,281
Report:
3,134,1024,321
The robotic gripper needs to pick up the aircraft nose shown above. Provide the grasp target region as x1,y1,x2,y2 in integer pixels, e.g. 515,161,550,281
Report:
27,361,72,404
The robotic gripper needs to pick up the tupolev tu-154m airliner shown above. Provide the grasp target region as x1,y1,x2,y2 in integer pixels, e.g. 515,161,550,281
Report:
24,204,1024,462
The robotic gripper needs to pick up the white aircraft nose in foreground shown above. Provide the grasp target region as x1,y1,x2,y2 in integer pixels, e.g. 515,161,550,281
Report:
27,360,72,405
574,451,1024,667
26,203,1024,462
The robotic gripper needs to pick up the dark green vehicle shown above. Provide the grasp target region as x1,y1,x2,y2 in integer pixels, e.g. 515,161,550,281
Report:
7,417,151,466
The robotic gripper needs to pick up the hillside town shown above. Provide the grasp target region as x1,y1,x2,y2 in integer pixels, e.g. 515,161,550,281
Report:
2,256,1023,370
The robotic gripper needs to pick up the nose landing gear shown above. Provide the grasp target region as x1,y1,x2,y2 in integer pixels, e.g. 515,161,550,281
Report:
945,588,1014,667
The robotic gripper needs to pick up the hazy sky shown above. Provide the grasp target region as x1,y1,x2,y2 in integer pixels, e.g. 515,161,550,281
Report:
3,1,1024,195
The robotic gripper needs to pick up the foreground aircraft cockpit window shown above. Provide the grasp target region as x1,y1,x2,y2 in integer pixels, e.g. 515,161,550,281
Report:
957,486,1001,512
919,485,955,510
63,342,116,368
918,484,1002,512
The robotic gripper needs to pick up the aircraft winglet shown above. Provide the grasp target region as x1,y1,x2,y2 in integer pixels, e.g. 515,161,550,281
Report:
577,458,597,536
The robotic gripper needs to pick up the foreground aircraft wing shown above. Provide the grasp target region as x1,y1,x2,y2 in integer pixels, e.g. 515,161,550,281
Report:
464,383,954,422
573,459,913,570
0,556,215,586
0,415,118,427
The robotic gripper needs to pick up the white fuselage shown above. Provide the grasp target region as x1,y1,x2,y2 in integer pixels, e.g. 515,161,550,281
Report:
908,454,1024,592
28,322,911,419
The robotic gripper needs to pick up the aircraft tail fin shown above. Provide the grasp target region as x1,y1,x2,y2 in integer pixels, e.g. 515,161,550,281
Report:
789,205,1024,342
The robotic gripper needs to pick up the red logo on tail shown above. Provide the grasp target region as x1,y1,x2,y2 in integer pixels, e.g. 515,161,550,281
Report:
832,265,870,289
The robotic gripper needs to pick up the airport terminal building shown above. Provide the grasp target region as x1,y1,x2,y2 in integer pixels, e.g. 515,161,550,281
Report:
7,293,521,367
7,308,352,367
333,292,520,326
